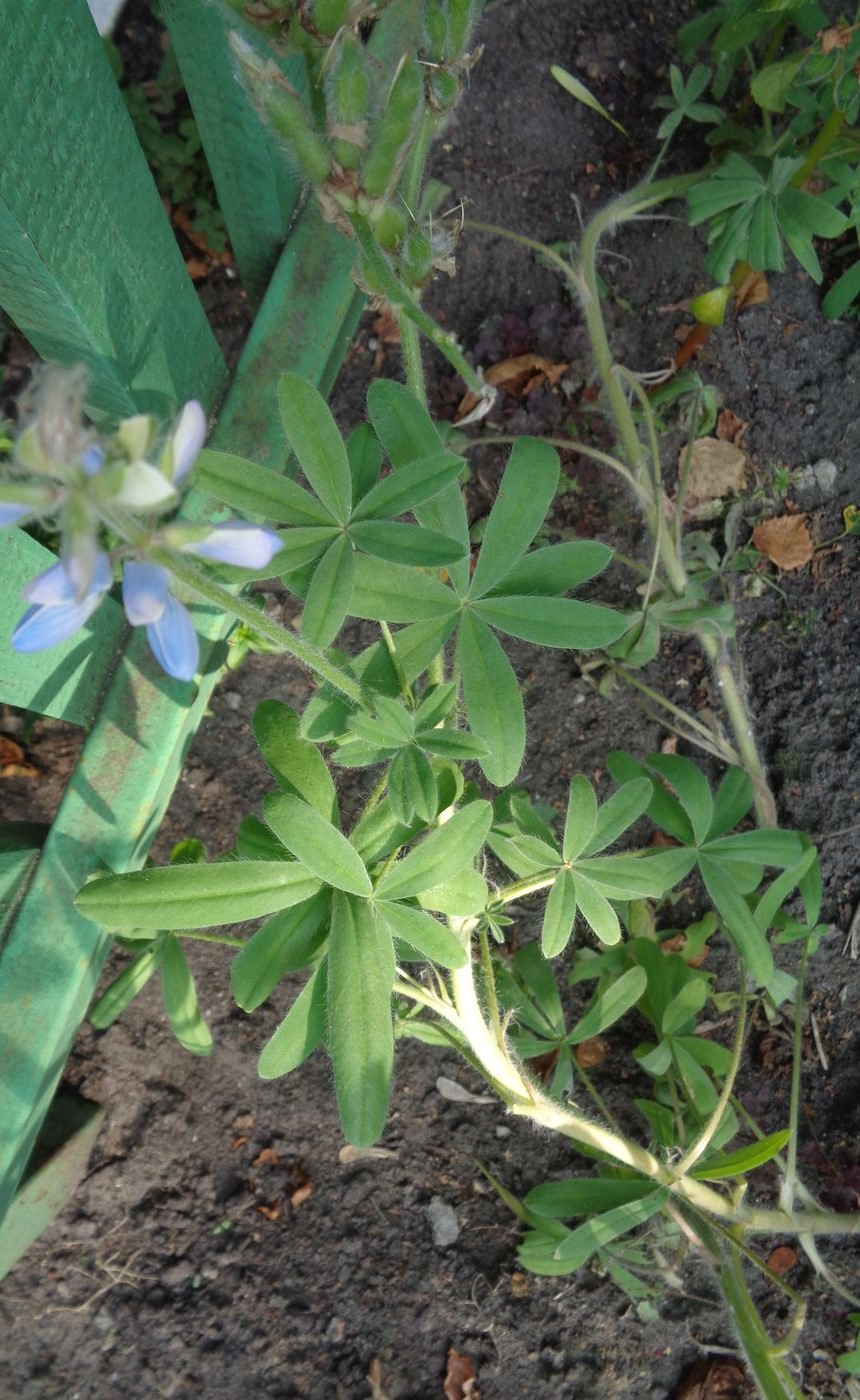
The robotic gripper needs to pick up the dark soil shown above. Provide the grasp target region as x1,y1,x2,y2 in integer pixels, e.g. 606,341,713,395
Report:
2,1,859,1397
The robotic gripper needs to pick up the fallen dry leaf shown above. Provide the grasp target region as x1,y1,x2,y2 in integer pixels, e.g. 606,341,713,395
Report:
733,268,769,313
338,1144,398,1164
684,437,747,509
669,1357,748,1400
766,1245,798,1276
444,1347,478,1400
290,1182,313,1208
255,1198,283,1221
819,25,852,54
252,1146,280,1168
509,1271,529,1298
457,353,567,419
0,734,39,778
751,514,813,571
716,409,749,446
575,1036,609,1068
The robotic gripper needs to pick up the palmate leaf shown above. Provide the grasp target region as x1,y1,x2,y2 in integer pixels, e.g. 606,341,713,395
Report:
258,960,328,1080
328,893,395,1145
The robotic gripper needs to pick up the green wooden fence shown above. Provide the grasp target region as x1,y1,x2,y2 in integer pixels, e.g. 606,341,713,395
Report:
0,0,363,1277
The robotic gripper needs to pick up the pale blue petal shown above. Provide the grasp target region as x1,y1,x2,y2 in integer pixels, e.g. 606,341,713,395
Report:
0,503,29,527
171,401,206,482
123,560,169,625
66,546,112,600
22,560,76,605
146,594,199,681
79,445,105,476
186,523,284,568
12,594,102,653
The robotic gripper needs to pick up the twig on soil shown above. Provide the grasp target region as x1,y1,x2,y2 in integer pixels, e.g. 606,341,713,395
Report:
842,900,860,959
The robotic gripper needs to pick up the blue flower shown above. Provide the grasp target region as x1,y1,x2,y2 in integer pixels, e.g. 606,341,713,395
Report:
145,593,199,682
168,401,207,484
0,502,30,527
12,554,113,653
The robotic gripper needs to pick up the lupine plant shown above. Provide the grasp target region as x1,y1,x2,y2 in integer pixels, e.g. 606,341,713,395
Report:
4,3,859,1397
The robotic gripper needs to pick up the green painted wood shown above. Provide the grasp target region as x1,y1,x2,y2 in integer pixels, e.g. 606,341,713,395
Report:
0,1092,105,1283
0,0,227,424
0,532,125,726
0,203,364,1230
162,0,304,308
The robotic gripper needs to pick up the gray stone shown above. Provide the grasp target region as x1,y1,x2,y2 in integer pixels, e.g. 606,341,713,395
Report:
427,1195,460,1248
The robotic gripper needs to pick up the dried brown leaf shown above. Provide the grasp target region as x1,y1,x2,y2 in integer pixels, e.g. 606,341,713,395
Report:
456,354,567,419
733,269,769,313
444,1348,478,1400
252,1146,280,1168
715,409,749,446
290,1182,313,1208
669,1357,748,1400
819,25,852,53
255,1198,283,1221
751,514,813,571
685,438,747,506
0,735,38,777
338,1145,398,1164
575,1036,609,1068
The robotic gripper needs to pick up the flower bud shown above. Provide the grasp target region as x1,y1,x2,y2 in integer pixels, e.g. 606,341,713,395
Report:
372,204,408,250
115,414,155,464
398,227,434,286
309,0,349,39
360,55,424,200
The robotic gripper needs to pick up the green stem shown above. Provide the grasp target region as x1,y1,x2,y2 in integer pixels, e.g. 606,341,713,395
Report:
395,308,428,407
401,110,438,214
791,108,846,188
609,664,738,760
380,619,412,700
150,548,365,706
780,938,810,1215
478,923,502,1038
349,211,487,399
676,965,747,1175
178,930,245,949
464,432,647,505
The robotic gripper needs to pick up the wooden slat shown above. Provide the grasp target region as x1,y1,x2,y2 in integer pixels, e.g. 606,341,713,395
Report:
0,0,227,424
162,0,304,307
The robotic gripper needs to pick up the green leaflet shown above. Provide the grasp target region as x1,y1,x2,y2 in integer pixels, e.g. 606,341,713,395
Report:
253,700,337,821
415,866,489,916
350,450,464,521
278,373,352,523
350,554,458,622
526,1176,654,1219
230,891,331,1012
459,609,524,786
375,899,467,969
563,776,598,861
647,754,714,846
90,944,160,1030
258,960,328,1079
567,966,647,1044
346,421,381,500
468,437,560,598
489,540,612,597
573,875,621,945
194,449,334,526
160,935,213,1057
374,800,492,901
76,861,321,930
583,778,653,855
541,868,577,959
301,532,354,647
699,855,773,984
691,1129,792,1180
552,1188,668,1266
263,793,371,897
328,893,395,1145
348,519,464,567
472,595,627,650
387,745,438,823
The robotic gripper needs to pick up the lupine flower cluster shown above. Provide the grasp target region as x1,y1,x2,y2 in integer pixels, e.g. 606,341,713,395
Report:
1,369,283,681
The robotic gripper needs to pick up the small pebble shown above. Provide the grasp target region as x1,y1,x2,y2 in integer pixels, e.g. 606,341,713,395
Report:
495,1125,512,1139
427,1195,460,1248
